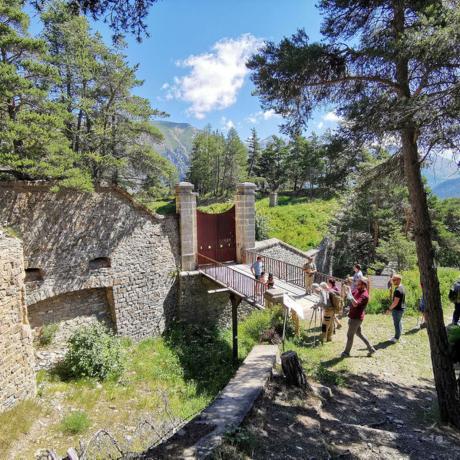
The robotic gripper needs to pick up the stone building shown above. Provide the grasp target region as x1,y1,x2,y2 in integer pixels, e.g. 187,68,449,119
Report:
0,232,36,411
0,182,180,343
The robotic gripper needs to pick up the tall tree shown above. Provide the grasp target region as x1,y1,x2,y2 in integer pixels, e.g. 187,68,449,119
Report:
0,0,88,188
221,127,247,194
247,127,261,178
248,1,460,426
42,2,173,196
255,136,288,192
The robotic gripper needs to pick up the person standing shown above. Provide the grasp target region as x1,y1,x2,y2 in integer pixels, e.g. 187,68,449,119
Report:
448,276,460,325
386,274,406,343
250,256,264,280
351,264,363,289
319,282,335,342
341,278,376,357
303,255,317,294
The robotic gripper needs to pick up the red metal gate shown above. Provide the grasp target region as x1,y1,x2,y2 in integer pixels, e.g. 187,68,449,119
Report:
197,206,236,264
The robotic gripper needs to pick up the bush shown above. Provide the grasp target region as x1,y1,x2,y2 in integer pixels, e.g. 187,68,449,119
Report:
39,323,59,346
255,214,270,241
62,323,125,381
60,411,90,435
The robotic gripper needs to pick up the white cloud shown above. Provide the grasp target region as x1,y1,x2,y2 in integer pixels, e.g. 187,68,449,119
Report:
317,121,324,129
323,111,344,123
221,116,235,130
167,34,263,119
245,109,281,124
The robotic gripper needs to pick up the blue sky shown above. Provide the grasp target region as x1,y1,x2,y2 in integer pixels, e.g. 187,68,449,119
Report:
28,0,341,140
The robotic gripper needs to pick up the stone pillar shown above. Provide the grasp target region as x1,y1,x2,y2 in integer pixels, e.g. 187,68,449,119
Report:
235,182,256,263
175,182,198,271
269,191,278,207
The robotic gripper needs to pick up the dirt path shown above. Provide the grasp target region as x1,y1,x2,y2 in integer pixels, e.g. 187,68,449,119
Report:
215,314,460,459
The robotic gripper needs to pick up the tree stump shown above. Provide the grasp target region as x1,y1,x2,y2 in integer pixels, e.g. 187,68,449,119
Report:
281,351,311,390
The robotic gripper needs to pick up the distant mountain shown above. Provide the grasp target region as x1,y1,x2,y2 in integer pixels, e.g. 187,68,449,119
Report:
423,155,460,198
432,177,460,199
151,121,200,179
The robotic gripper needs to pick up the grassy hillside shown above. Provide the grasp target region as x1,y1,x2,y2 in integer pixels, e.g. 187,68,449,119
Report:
198,194,338,251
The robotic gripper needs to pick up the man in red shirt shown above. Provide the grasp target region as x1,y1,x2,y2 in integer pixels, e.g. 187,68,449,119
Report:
341,278,376,357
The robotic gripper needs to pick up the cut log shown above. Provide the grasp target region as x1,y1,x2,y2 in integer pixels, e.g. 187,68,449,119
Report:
281,350,311,390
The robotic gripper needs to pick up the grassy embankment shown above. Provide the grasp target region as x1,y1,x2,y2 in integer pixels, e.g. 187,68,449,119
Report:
198,194,338,251
0,311,282,459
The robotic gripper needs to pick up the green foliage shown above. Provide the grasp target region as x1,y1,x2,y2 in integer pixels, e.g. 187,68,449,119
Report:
255,136,288,192
247,128,262,178
0,400,42,454
62,323,125,381
39,323,59,346
255,213,270,241
314,363,346,386
0,1,176,197
375,229,418,272
256,195,338,250
60,411,90,435
187,126,247,197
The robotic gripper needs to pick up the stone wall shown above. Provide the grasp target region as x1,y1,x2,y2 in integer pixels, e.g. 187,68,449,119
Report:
254,238,317,267
0,234,36,412
29,288,114,343
177,272,257,329
0,182,180,340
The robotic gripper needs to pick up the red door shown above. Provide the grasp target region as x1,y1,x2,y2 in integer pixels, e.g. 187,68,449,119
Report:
197,206,236,264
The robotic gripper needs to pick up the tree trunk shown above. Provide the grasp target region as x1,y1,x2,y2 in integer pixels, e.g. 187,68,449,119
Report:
401,128,460,427
281,351,311,390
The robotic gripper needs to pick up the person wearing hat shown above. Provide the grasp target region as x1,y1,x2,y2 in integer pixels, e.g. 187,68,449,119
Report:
386,274,406,343
342,277,376,357
303,255,317,295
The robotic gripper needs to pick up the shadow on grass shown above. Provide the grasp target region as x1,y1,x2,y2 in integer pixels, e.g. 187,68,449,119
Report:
163,323,236,398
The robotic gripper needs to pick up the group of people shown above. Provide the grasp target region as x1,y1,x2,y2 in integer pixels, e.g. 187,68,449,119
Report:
304,259,407,357
251,253,460,358
250,256,274,290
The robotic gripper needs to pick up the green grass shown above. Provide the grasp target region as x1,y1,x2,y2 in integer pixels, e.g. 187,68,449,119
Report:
199,193,338,251
7,309,282,459
255,195,338,250
38,323,59,346
0,400,43,456
146,200,176,215
60,411,90,435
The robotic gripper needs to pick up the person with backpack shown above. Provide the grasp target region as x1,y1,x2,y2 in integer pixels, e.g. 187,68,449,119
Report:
449,276,460,325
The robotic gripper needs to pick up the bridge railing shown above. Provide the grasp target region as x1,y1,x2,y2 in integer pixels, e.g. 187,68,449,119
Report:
198,254,267,307
242,249,344,290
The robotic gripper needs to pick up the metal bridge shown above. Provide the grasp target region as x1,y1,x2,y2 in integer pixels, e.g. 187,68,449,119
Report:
198,249,342,312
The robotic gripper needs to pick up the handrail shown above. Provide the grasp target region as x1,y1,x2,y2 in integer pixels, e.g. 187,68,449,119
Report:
198,253,267,307
242,248,345,290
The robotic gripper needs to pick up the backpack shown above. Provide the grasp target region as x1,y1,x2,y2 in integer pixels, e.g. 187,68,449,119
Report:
330,292,343,313
448,282,460,304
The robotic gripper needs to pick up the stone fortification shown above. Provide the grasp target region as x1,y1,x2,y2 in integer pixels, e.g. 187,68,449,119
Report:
0,182,180,341
255,238,317,267
0,233,36,412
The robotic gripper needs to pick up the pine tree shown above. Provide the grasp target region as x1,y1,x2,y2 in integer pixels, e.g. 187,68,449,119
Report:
0,0,89,188
221,128,247,194
247,127,261,178
255,136,288,192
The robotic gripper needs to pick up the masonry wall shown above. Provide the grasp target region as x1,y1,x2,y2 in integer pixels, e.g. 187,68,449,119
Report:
0,182,180,340
177,272,257,328
28,288,114,343
0,235,36,412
